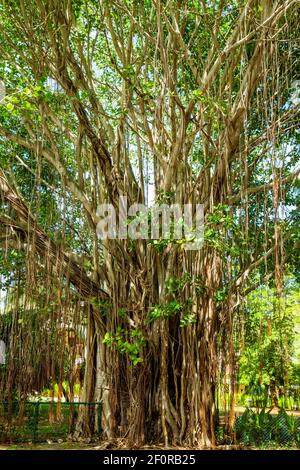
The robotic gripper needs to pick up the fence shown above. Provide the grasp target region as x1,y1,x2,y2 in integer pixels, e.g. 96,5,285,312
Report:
1,401,300,448
0,401,102,444
215,408,300,449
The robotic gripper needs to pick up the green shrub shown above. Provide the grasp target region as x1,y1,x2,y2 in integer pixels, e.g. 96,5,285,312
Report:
235,408,300,448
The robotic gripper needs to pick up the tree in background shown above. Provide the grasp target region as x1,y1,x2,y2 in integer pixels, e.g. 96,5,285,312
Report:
238,281,300,407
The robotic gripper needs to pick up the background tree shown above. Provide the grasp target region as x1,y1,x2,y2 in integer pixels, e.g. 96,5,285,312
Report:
238,281,299,407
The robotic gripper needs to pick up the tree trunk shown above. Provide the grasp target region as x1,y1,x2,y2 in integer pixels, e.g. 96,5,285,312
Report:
76,248,222,447
74,307,96,438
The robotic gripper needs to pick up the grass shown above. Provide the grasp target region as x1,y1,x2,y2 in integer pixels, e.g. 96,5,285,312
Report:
0,402,82,443
0,442,97,450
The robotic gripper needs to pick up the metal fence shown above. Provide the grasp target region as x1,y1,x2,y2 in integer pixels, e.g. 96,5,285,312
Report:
215,408,300,449
0,401,300,448
0,401,102,444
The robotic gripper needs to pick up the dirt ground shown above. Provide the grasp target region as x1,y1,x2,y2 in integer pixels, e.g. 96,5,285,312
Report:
0,445,248,451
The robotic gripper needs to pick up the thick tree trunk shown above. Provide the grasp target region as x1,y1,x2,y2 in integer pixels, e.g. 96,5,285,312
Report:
75,249,221,447
77,316,218,446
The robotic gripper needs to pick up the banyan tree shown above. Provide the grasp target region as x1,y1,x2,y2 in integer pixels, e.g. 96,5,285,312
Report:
0,0,299,447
